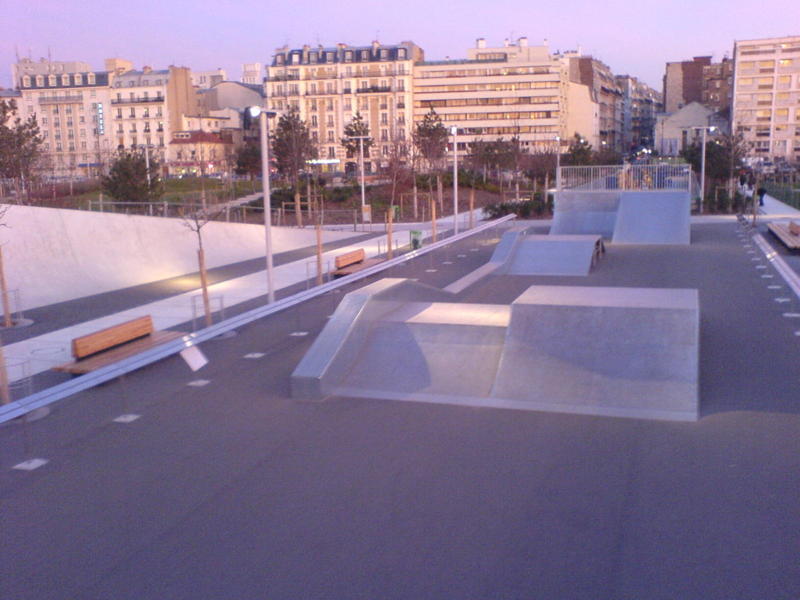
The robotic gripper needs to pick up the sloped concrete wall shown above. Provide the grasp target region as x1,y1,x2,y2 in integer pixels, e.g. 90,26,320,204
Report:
492,285,699,421
612,191,691,244
2,204,354,311
550,191,619,238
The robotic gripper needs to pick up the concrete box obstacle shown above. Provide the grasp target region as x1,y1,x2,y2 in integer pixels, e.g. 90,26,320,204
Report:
291,279,700,421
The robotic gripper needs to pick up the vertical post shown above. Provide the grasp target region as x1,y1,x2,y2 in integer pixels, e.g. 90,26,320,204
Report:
700,128,707,214
144,144,151,187
359,137,366,209
0,344,10,405
469,187,475,230
555,136,561,190
430,196,437,243
315,219,323,286
198,248,212,327
387,207,394,260
260,111,275,303
451,126,459,235
0,246,12,327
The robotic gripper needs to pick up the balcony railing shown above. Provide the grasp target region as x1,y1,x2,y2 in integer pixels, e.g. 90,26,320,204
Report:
111,97,164,105
39,95,83,104
356,85,392,93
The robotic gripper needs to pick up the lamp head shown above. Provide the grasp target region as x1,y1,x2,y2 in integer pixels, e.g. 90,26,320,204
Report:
248,106,262,118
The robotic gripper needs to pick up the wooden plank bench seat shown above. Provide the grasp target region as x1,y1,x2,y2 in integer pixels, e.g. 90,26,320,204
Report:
53,315,186,375
767,221,800,250
331,248,383,277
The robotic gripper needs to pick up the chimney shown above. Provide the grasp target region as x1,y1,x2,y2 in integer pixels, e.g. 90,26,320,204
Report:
476,38,486,49
518,37,528,47
372,40,380,52
543,38,549,46
503,38,510,47
143,65,152,74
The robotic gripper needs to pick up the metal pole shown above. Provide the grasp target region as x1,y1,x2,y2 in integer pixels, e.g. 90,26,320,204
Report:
555,137,561,190
359,137,366,209
452,127,459,235
260,112,275,303
144,144,151,187
700,128,708,214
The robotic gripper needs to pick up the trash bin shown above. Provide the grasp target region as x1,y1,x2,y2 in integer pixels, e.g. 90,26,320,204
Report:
410,230,423,250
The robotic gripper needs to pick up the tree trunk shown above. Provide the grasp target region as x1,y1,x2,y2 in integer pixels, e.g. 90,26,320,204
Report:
430,195,437,243
469,188,475,229
412,175,418,220
294,190,303,228
0,343,10,405
197,248,213,327
436,175,443,213
387,207,394,260
315,219,323,285
0,246,13,327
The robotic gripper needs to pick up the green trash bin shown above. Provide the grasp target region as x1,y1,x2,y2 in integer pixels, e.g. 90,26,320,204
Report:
410,230,423,250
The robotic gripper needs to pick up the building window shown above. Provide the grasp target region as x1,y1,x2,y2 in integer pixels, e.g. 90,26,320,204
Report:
328,146,335,158
74,74,83,86
327,130,335,142
326,115,334,127
311,115,318,127
61,74,70,86
87,73,95,85
36,75,44,87
48,75,57,87
22,75,31,87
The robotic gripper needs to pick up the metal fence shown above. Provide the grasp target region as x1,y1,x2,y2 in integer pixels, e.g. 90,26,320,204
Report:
558,164,692,192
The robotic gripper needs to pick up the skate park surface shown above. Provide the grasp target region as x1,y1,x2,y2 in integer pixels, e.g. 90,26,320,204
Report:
2,197,800,599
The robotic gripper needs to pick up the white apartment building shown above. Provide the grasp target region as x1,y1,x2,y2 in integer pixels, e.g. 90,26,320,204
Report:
109,60,199,170
732,35,800,164
241,63,262,85
266,41,421,173
191,69,227,89
413,38,568,157
14,62,114,178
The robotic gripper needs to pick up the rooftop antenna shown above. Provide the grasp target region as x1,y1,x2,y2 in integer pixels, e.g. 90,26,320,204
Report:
14,45,20,62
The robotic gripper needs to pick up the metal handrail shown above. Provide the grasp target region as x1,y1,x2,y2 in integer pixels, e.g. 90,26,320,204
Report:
0,214,516,423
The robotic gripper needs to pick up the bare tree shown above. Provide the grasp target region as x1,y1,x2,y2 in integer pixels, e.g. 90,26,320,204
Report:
182,205,225,328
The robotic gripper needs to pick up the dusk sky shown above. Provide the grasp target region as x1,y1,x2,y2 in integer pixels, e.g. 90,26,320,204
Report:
2,0,798,91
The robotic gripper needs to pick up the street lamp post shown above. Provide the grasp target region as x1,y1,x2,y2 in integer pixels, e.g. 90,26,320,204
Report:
451,126,459,234
249,105,277,303
554,135,561,190
693,125,716,213
347,135,370,210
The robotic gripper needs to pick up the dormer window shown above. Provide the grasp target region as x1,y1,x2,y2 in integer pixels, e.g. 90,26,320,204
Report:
87,73,96,85
74,73,83,85
361,50,369,60
22,75,31,87
61,74,70,86
310,52,317,63
36,75,44,87
48,74,57,87
398,49,406,59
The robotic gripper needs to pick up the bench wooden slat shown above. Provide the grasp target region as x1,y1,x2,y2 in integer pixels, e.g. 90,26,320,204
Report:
333,258,383,276
335,249,366,270
768,222,800,250
72,315,154,359
54,330,186,374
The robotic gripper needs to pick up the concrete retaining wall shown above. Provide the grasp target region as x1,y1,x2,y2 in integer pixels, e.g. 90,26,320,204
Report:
2,204,355,311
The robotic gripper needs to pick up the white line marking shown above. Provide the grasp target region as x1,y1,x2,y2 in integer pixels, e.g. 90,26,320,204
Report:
761,274,774,278
783,313,800,318
775,298,791,303
457,254,467,258
425,269,438,273
187,379,210,387
244,352,265,359
768,285,782,290
442,261,453,265
113,414,141,423
755,265,767,269
289,331,309,337
13,458,48,471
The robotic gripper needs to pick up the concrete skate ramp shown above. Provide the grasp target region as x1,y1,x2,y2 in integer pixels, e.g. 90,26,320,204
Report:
551,190,691,245
2,204,356,311
292,279,699,421
612,192,691,244
501,234,602,276
550,191,619,238
492,286,699,421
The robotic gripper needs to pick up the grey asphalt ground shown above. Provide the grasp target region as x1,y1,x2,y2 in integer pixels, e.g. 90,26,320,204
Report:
1,221,799,600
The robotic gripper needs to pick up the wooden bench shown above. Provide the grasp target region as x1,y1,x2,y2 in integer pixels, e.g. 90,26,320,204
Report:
53,315,186,375
331,248,383,277
767,221,800,250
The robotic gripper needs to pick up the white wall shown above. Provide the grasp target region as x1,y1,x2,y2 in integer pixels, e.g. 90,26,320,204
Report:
2,205,355,311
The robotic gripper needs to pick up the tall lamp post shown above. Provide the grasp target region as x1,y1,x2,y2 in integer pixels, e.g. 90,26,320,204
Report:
347,135,370,212
554,135,561,190
451,126,459,234
692,125,716,213
249,105,277,303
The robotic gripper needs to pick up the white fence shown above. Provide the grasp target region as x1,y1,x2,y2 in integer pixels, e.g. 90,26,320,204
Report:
558,164,692,192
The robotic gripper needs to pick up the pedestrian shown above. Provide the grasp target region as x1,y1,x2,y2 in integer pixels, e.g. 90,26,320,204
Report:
757,187,767,207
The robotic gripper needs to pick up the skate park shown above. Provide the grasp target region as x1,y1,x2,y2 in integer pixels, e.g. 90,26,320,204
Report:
2,168,800,600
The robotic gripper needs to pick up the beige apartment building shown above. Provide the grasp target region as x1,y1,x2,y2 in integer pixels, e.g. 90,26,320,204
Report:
14,59,115,178
732,35,800,165
266,41,421,173
109,59,200,172
413,38,568,157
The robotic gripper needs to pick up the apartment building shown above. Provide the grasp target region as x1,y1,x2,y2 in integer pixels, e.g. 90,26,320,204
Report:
413,38,568,157
266,41,421,173
616,75,662,151
241,63,263,85
701,58,733,115
109,59,199,170
14,60,114,178
732,35,800,165
191,69,227,89
568,56,624,152
663,56,711,113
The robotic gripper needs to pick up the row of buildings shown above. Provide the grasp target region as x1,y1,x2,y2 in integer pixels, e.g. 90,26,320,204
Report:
2,37,662,179
3,33,797,179
656,35,800,168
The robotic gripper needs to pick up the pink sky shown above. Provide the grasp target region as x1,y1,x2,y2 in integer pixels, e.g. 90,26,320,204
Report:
2,0,798,91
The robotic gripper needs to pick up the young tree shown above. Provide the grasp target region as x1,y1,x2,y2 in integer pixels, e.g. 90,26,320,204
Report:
413,108,448,212
271,107,315,226
182,206,225,328
0,99,43,202
235,142,261,187
564,133,594,166
101,149,163,203
341,111,373,161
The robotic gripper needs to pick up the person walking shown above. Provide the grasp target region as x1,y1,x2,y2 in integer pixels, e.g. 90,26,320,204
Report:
757,187,767,207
